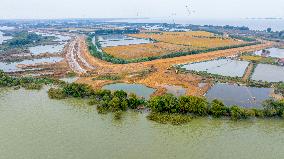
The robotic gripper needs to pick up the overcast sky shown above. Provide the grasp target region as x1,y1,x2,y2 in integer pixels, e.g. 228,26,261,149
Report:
0,0,283,19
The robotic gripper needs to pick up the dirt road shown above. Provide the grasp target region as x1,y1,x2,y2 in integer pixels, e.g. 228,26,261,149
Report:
68,36,274,96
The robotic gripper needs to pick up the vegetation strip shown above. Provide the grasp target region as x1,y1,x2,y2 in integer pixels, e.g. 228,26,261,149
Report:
1,71,283,125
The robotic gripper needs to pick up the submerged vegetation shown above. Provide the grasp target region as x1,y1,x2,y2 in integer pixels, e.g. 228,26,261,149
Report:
147,112,192,125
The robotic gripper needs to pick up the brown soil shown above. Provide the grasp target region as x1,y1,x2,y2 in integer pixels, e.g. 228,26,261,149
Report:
75,36,274,97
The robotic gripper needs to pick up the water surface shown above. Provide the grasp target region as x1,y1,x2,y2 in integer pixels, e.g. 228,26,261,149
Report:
102,83,155,99
206,83,273,108
253,48,284,58
98,34,152,47
251,64,284,82
29,44,65,55
0,88,284,159
0,57,63,72
182,59,249,77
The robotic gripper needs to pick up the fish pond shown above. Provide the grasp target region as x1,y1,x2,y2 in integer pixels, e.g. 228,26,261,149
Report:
102,83,155,99
29,44,65,55
97,34,152,47
253,48,284,58
0,57,63,72
205,83,273,108
251,64,284,82
181,59,249,77
1,88,284,159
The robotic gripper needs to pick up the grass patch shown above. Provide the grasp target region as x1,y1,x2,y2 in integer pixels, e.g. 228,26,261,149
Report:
240,55,278,65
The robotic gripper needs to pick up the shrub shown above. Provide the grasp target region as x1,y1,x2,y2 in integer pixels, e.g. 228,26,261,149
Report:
262,99,284,117
113,90,128,99
94,89,112,100
48,88,66,99
251,108,264,117
128,93,144,109
148,94,179,113
178,96,208,116
230,106,248,120
63,83,94,98
210,99,228,118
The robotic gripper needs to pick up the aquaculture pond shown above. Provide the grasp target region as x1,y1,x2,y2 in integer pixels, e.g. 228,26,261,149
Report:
0,57,63,72
253,48,284,58
251,64,284,82
205,83,273,108
1,88,284,159
102,83,155,99
0,31,12,44
29,44,65,55
97,34,152,47
181,59,249,77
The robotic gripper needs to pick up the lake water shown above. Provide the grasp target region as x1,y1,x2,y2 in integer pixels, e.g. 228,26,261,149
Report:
0,31,12,44
98,34,152,47
102,83,155,99
253,48,284,58
29,44,65,55
181,59,249,77
205,83,273,108
0,57,63,72
1,88,284,159
251,64,284,82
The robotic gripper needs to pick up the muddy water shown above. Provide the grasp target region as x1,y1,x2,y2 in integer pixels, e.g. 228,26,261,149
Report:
205,83,273,108
102,83,155,99
181,59,249,77
1,88,284,159
251,64,284,82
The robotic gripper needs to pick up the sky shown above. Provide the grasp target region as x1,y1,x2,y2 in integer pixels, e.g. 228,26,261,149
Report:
0,0,284,19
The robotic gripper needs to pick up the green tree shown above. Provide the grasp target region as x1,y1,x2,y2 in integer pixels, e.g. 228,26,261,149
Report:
178,96,208,116
210,99,228,118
